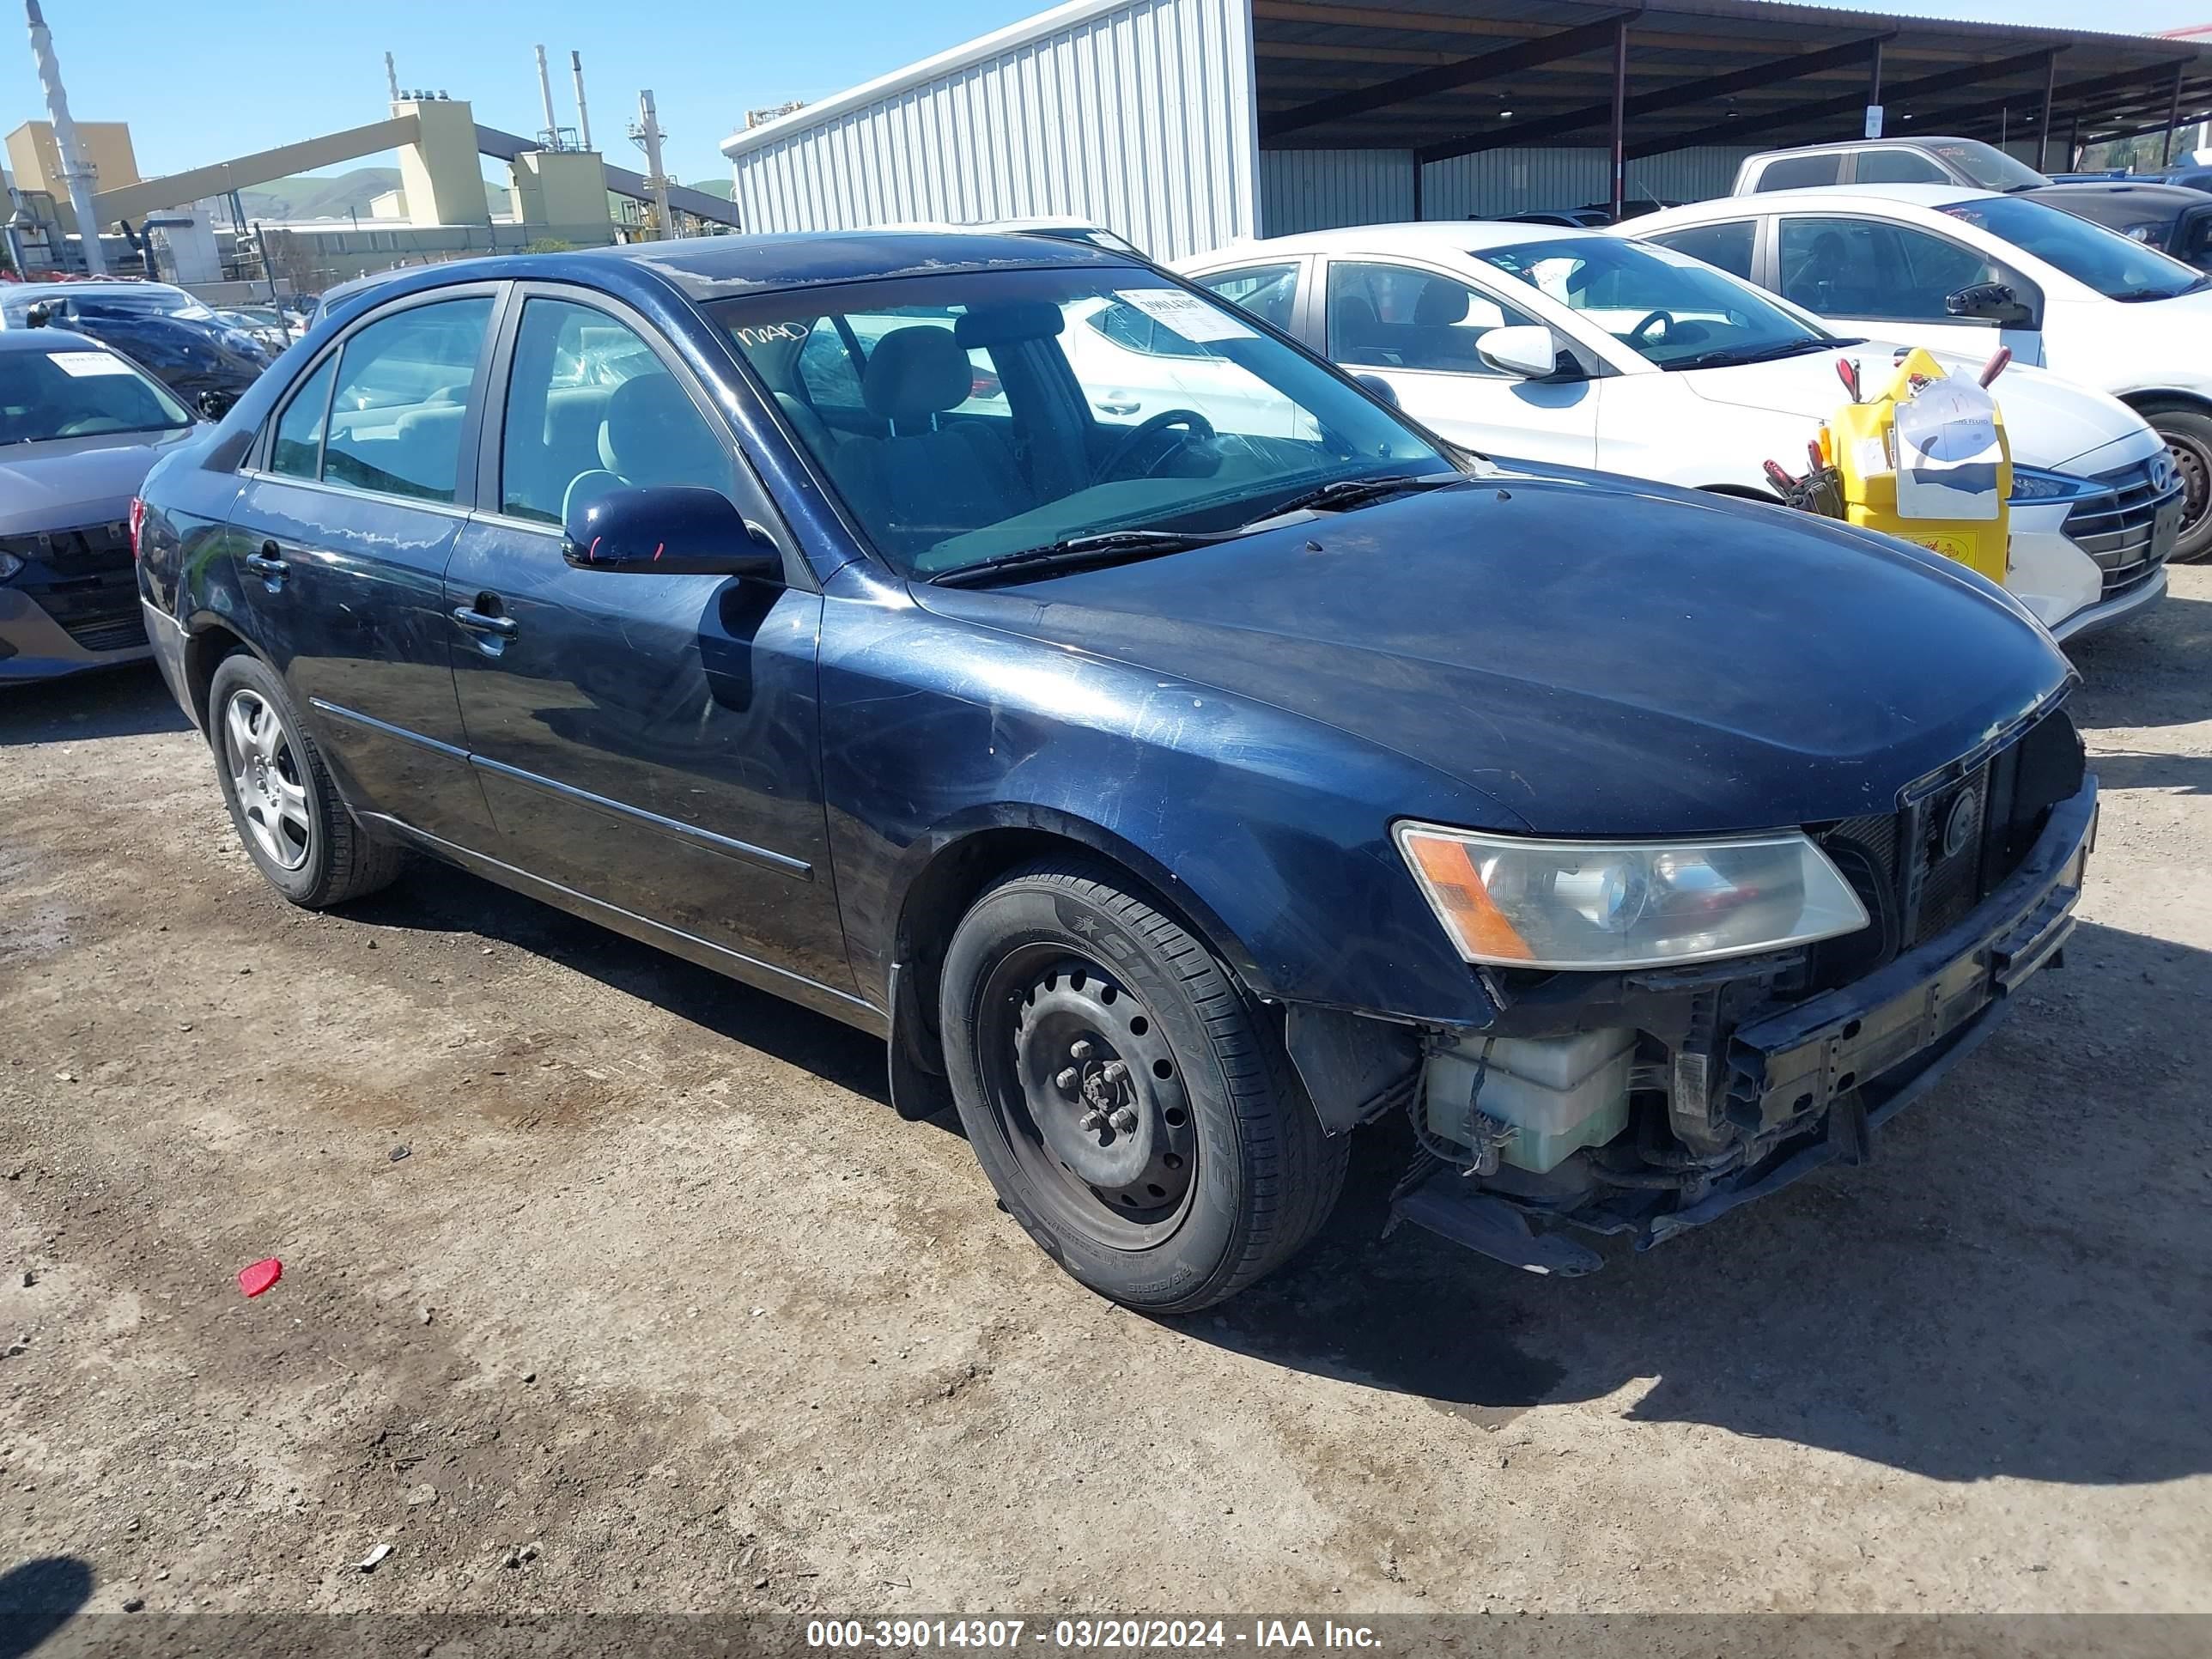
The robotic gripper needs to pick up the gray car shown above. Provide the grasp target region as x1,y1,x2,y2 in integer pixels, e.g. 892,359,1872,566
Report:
0,328,200,683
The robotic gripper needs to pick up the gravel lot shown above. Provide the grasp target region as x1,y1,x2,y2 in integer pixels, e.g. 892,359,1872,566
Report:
3,570,2209,1625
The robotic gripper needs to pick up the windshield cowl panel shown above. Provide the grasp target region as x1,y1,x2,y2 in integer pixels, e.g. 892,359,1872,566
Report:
714,266,1451,582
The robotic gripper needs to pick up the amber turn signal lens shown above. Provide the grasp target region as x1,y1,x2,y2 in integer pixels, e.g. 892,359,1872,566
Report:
1399,830,1533,963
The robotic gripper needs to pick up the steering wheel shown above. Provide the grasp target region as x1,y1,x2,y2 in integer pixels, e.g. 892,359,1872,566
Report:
1627,310,1675,346
1095,407,1216,483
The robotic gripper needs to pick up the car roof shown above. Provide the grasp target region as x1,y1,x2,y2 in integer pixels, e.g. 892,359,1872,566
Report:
0,325,111,354
310,229,1138,321
1746,135,1980,158
1179,221,1601,264
1634,185,1993,228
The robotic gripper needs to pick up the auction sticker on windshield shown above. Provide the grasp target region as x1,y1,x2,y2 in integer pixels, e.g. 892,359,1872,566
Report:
47,350,134,378
1116,289,1256,343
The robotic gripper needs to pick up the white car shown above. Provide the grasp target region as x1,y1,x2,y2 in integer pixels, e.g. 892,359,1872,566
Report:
1176,222,2175,642
1626,183,2212,562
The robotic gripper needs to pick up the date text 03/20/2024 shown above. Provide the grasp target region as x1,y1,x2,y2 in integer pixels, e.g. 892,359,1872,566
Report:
805,1621,1381,1650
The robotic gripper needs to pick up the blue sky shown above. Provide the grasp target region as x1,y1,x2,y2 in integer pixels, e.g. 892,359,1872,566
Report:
0,0,2202,186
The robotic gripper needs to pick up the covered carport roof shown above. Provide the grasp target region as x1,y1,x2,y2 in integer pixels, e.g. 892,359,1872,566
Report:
1255,0,2212,165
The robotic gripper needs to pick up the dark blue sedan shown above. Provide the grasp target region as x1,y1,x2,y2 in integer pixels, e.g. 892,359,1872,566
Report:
133,231,2096,1308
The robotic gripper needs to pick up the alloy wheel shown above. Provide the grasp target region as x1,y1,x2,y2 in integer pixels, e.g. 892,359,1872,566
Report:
222,689,312,872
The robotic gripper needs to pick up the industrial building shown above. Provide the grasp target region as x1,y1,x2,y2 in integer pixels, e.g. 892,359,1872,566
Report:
721,0,2212,260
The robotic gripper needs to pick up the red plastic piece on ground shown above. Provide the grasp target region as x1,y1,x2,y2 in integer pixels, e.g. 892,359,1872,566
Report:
237,1258,283,1297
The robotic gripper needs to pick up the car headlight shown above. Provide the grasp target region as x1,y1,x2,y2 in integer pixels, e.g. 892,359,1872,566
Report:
2125,224,2160,243
1395,822,1869,970
2008,465,2106,506
0,550,22,580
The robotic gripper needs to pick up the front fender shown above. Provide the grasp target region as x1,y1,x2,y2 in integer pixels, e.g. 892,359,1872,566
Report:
819,574,1503,1030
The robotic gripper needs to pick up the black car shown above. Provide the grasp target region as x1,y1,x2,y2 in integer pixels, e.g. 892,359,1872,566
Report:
133,232,2095,1309
3,281,270,406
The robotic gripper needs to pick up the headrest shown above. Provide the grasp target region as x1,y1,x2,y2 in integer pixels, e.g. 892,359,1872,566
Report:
598,372,727,485
862,325,971,422
955,302,1064,349
1414,280,1470,327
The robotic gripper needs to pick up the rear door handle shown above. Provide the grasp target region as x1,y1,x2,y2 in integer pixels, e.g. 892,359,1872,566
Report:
451,605,518,638
1094,395,1140,416
245,541,289,578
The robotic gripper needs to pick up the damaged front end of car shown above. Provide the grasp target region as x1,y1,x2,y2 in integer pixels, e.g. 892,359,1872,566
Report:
1291,703,2096,1278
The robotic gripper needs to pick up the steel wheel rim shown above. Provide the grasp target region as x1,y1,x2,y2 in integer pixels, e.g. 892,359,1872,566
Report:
977,945,1198,1250
222,689,312,872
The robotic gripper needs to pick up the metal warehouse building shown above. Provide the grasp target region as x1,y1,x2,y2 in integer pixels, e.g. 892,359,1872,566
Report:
721,0,2212,260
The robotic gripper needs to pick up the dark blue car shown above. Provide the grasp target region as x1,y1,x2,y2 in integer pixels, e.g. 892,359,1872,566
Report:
133,232,2096,1309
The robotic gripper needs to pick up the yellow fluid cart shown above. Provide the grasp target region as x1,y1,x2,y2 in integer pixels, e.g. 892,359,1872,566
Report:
1820,346,2012,585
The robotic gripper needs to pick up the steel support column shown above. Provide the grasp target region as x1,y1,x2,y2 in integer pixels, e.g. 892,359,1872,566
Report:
2038,53,2057,171
2165,63,2186,166
1868,37,1884,136
1608,16,1628,221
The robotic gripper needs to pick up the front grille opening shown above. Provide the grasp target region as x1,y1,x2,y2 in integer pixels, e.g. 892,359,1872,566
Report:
1808,708,2082,988
2064,459,2184,597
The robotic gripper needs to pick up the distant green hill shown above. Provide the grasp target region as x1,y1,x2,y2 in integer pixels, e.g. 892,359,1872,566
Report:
235,167,510,222
685,177,735,200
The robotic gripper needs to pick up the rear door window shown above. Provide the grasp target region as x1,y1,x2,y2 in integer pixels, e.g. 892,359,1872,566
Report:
320,296,494,502
1752,153,1844,191
1644,220,1757,281
269,356,336,479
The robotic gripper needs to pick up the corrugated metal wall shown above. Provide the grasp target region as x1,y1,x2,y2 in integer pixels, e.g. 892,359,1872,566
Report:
1419,146,1759,221
726,0,1257,262
1259,149,1413,237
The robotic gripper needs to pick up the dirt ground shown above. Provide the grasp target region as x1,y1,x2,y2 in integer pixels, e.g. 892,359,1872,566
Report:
3,571,2209,1626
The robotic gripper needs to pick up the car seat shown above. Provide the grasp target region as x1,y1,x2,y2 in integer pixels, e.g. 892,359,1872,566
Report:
831,325,1030,549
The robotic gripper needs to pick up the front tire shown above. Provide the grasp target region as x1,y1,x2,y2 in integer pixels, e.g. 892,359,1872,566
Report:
939,857,1346,1312
207,652,403,908
2148,405,2212,563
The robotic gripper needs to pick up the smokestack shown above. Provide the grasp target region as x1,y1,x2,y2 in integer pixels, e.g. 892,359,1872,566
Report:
571,50,592,151
639,90,670,240
385,50,399,104
534,45,558,147
24,1,103,274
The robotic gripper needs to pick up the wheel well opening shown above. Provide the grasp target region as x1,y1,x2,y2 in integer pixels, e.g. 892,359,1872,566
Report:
183,623,248,735
894,829,1082,1073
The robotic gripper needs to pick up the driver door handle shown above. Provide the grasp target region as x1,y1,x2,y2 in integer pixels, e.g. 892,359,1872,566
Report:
1094,395,1140,416
244,541,289,578
452,605,518,638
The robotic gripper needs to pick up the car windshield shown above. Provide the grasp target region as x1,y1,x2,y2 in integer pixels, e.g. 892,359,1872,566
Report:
1941,194,2206,300
1474,236,1835,368
0,344,193,444
1927,138,2049,193
717,266,1452,580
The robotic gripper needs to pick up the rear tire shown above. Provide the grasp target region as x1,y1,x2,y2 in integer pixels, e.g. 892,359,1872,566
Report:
207,652,404,908
939,856,1346,1312
2147,405,2212,563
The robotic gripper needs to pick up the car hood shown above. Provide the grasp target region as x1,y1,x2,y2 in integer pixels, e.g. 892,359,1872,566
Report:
0,428,197,535
1677,343,2148,473
911,470,2072,837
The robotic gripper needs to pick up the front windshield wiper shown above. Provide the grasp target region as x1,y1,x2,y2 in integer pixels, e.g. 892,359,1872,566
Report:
1661,337,1832,372
1240,471,1458,525
2110,276,2209,301
929,528,1236,588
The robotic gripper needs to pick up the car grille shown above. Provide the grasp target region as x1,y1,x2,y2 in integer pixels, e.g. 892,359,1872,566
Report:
3,520,145,656
2063,459,2184,598
1810,708,2086,987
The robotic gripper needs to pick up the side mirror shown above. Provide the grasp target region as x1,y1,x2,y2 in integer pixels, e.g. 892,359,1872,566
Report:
1353,373,1400,409
1476,325,1563,380
196,388,236,421
22,301,52,328
1946,282,2028,325
562,483,784,582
